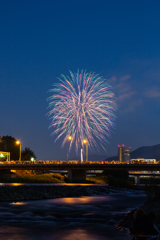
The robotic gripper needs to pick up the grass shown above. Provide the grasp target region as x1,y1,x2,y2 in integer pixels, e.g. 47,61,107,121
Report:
0,173,108,184
86,175,108,184
0,173,65,183
0,171,141,187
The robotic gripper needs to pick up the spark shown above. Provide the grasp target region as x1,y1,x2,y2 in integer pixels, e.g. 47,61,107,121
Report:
47,70,116,153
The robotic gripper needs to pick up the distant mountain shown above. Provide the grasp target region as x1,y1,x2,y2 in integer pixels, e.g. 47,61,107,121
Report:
130,144,160,160
105,144,160,161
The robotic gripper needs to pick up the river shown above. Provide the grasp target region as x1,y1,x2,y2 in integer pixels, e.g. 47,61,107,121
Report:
0,186,146,240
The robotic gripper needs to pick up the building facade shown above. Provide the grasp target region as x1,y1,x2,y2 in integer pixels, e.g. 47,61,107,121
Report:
130,158,156,164
118,144,131,162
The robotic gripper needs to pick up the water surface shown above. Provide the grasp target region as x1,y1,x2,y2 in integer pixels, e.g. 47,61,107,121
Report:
0,190,146,240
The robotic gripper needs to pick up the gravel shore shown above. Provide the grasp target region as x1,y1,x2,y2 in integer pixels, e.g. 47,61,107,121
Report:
0,184,131,202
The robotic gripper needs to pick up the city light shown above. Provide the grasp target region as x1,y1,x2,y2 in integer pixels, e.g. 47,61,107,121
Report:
83,139,88,162
16,140,21,161
67,136,72,161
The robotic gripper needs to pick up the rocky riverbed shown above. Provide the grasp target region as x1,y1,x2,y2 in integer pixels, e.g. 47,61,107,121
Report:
0,184,138,202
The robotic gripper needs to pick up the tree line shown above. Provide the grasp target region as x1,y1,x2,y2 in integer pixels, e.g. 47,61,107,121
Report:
0,135,36,161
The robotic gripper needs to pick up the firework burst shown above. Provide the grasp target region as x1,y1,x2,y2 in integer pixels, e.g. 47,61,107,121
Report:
47,70,116,153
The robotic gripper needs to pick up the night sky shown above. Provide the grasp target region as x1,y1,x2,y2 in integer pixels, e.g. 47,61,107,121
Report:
1,0,160,160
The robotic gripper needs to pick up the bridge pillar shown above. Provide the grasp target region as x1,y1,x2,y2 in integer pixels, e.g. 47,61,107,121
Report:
68,169,86,183
135,175,140,185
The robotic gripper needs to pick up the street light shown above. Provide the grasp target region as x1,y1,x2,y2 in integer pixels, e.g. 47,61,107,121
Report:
83,139,88,162
67,136,72,161
16,140,21,161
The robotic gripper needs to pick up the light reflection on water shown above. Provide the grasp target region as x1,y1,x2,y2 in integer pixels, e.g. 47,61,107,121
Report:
10,202,27,205
8,195,115,206
0,225,130,240
0,183,23,187
0,183,108,186
11,183,23,186
48,195,112,204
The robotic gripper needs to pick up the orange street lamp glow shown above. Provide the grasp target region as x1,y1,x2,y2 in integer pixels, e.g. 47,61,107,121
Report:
83,139,88,162
16,140,21,161
67,136,72,161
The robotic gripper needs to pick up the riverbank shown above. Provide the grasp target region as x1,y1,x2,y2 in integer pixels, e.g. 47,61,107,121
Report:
0,172,109,184
0,184,138,202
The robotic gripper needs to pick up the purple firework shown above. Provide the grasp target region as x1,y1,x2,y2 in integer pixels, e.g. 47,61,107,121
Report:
47,70,116,153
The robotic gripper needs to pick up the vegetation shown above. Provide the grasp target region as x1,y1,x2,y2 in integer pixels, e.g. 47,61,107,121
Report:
0,135,36,161
86,170,135,187
0,170,130,185
21,147,36,160
0,168,156,188
0,135,19,160
86,176,108,184
0,173,65,183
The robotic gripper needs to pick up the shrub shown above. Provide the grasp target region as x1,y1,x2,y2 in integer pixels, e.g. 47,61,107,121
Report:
86,176,108,184
0,173,65,183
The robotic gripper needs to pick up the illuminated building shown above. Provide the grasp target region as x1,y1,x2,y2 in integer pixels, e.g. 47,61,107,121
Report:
118,144,131,162
0,151,10,162
131,158,156,164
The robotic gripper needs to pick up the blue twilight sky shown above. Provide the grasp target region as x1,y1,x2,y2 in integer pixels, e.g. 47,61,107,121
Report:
0,0,160,160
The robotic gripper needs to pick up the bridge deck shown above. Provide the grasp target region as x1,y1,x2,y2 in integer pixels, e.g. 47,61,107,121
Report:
0,163,160,171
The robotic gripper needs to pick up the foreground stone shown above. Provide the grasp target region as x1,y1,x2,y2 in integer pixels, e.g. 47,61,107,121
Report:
116,199,160,232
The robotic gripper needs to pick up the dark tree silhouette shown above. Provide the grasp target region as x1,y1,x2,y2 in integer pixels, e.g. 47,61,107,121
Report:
0,135,19,160
21,147,36,161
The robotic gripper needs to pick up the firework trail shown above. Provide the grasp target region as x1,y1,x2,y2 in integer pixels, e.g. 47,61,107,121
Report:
47,70,116,153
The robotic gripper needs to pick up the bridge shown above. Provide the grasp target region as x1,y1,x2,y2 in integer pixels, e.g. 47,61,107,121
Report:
1,163,160,183
129,171,160,184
